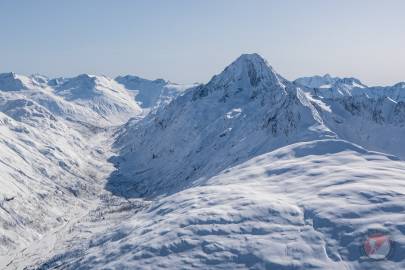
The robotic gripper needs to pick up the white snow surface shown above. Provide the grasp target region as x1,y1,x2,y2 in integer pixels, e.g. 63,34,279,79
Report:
0,72,190,268
20,140,405,270
294,74,340,89
115,75,197,110
295,74,405,101
1,54,405,269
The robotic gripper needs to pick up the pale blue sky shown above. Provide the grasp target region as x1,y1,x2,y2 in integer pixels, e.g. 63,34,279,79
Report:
1,0,404,85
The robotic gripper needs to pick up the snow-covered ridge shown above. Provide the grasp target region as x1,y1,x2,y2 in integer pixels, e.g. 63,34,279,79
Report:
295,74,405,101
53,74,142,124
0,72,193,126
111,54,405,198
116,75,197,109
0,73,42,91
294,73,339,89
31,139,405,270
0,70,191,266
294,73,405,158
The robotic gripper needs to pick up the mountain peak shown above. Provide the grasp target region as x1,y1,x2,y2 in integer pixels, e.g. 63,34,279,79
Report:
236,53,267,64
209,53,283,89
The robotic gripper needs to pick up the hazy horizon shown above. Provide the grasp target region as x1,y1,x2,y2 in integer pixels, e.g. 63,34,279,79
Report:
1,0,404,86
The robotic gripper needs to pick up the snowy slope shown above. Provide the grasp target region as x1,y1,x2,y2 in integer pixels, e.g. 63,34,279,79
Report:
0,73,45,91
0,105,114,264
0,72,153,267
294,75,405,158
110,54,405,198
53,74,142,125
295,74,405,101
0,71,192,127
0,72,141,126
115,75,196,110
25,139,405,270
109,54,335,197
294,73,340,89
0,70,195,268
79,54,404,269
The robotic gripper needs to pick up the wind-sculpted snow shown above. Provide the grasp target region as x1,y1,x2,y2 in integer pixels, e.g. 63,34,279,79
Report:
30,140,405,270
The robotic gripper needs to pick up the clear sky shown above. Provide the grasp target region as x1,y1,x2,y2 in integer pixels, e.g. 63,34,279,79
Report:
1,0,404,86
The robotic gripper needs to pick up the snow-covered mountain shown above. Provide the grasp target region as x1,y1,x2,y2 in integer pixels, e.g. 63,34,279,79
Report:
92,54,403,269
1,54,405,269
295,74,405,101
115,75,196,110
0,99,113,263
0,71,191,268
294,73,340,89
0,73,138,126
0,72,137,265
110,54,405,197
0,72,191,127
294,74,405,158
0,73,47,91
109,54,335,197
53,74,142,125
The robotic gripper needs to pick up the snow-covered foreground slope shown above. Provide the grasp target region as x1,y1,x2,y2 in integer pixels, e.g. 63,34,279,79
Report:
0,108,115,267
23,139,405,270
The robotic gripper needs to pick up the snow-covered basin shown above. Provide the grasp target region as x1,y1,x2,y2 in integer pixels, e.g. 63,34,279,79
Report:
34,139,405,269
